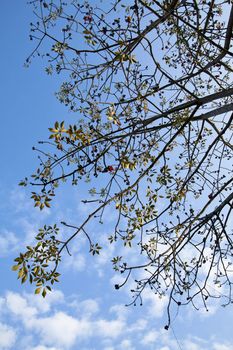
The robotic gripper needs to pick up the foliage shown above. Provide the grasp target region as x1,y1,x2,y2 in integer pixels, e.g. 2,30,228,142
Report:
15,0,233,327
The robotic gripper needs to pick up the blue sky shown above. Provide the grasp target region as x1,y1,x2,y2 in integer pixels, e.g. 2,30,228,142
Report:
1,1,233,350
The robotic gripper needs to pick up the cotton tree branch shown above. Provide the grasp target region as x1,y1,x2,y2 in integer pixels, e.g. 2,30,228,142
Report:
14,0,233,323
143,87,233,126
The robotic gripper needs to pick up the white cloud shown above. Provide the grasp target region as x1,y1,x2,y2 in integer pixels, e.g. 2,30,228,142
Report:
91,234,116,277
10,188,50,219
32,312,91,348
0,230,19,256
118,339,135,350
110,274,126,288
143,289,168,318
6,291,37,320
110,304,130,320
77,298,99,318
127,318,147,333
16,217,42,246
63,252,86,272
1,288,233,350
76,201,117,224
4,291,125,347
183,340,200,350
141,330,159,345
96,318,125,339
0,322,17,349
0,296,5,314
213,344,233,350
9,188,32,213
25,290,64,314
3,290,126,347
30,347,60,350
5,290,64,320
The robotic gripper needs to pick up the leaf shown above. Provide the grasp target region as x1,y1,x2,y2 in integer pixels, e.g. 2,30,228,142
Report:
12,265,20,271
18,269,24,279
21,274,27,284
40,203,45,210
83,29,91,35
35,287,41,295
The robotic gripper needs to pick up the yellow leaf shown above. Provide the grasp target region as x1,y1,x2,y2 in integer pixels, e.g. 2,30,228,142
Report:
18,269,24,279
21,275,27,284
35,287,41,295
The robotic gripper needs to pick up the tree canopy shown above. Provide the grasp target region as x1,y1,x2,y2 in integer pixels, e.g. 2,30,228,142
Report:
14,0,233,328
